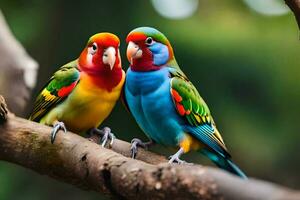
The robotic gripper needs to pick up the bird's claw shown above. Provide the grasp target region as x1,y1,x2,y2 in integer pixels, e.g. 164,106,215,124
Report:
168,148,191,165
168,155,187,165
100,127,115,147
130,138,147,159
51,121,67,144
89,127,115,147
130,140,139,159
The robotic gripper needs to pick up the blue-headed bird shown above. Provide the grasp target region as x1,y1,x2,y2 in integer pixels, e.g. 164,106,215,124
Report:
123,27,247,178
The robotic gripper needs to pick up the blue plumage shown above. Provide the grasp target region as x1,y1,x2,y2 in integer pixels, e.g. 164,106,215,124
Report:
149,43,169,66
125,67,184,146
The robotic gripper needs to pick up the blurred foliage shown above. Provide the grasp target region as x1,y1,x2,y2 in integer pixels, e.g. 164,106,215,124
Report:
0,0,300,199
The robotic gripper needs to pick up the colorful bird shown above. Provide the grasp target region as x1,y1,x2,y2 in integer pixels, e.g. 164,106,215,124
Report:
124,27,247,178
30,33,125,145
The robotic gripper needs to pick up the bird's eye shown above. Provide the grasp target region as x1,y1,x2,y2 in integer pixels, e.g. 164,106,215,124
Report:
89,42,97,55
145,37,154,45
92,43,97,51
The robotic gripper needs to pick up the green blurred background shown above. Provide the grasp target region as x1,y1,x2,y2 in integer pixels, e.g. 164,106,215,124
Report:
1,0,299,199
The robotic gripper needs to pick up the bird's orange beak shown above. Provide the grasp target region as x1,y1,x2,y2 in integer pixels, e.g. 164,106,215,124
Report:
103,46,116,70
127,41,142,65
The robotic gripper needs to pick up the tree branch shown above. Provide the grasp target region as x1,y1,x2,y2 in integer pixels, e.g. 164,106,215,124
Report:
285,0,300,29
0,96,8,123
0,10,38,115
0,99,299,199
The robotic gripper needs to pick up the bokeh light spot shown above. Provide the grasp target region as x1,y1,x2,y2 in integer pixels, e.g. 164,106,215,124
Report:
151,0,199,19
243,0,290,16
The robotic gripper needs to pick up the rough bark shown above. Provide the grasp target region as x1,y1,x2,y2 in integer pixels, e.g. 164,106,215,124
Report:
0,99,299,199
0,96,8,123
285,0,300,29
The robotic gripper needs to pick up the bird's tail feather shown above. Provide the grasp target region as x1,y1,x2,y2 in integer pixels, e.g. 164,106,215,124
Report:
201,149,247,179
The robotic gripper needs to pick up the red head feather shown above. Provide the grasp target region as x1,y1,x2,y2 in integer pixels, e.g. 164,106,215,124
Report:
78,33,123,91
126,27,174,71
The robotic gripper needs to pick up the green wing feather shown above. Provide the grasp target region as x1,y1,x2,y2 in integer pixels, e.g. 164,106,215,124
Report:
29,60,80,122
169,67,228,153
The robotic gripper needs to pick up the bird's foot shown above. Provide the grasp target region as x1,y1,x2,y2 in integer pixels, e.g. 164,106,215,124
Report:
100,127,115,147
130,138,153,159
51,121,67,144
168,155,187,164
168,148,191,165
89,127,115,147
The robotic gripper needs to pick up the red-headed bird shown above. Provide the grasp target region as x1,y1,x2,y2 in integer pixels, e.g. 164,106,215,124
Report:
30,33,125,145
123,27,247,178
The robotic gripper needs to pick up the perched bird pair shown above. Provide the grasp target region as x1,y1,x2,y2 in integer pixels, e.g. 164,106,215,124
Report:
30,27,247,179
